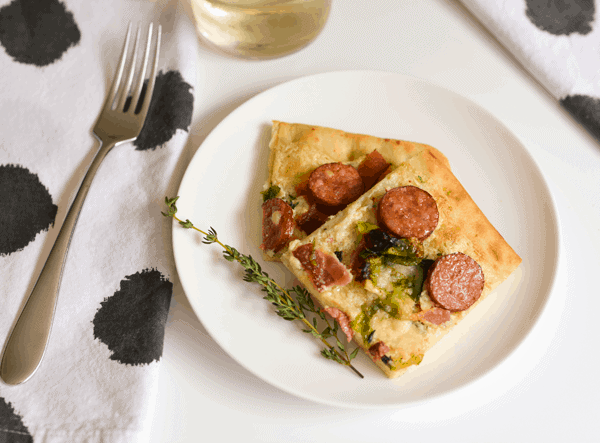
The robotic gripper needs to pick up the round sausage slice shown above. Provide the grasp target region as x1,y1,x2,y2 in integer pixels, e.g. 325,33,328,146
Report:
261,198,295,252
426,252,484,312
308,163,364,206
378,186,438,240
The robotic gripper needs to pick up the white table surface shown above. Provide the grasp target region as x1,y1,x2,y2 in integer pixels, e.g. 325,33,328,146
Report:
149,1,600,441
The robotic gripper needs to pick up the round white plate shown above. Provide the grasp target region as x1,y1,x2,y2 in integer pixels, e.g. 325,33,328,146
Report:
173,71,559,409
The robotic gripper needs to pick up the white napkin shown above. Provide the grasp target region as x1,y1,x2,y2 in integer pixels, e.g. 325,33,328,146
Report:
0,0,197,441
460,0,600,140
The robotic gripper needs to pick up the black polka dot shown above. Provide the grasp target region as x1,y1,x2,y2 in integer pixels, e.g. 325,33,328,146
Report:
561,94,600,140
525,0,595,35
0,0,81,66
0,164,58,256
0,397,33,443
93,269,173,366
133,70,194,151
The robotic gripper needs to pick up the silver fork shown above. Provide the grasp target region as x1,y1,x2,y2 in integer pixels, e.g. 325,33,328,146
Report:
0,23,161,385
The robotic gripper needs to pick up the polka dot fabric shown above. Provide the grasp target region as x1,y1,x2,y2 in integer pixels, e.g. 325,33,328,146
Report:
460,0,600,140
0,0,197,441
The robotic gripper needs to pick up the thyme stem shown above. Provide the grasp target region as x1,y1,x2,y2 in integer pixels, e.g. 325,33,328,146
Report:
163,196,363,379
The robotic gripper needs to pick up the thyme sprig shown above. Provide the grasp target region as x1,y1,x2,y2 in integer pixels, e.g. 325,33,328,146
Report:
162,196,363,378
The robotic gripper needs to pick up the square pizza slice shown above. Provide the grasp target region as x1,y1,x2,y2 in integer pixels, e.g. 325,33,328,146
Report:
280,148,522,378
261,121,451,261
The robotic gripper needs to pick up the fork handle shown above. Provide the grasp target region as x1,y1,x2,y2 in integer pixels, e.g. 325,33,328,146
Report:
0,139,115,385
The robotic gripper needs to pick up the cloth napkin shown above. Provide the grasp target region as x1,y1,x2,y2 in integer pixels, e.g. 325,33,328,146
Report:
460,0,600,140
0,0,197,441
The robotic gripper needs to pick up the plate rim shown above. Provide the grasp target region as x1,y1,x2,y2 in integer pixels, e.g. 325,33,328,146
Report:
172,69,562,409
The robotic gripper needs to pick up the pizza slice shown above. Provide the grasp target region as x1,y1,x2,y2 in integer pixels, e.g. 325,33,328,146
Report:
280,148,522,378
261,121,451,261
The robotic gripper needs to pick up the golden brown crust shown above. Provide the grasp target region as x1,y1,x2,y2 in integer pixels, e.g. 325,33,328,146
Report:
267,121,451,194
281,148,522,378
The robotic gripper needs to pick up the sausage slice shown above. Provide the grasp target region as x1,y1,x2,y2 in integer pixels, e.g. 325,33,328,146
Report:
357,150,391,190
324,307,354,342
426,253,484,312
295,202,330,235
419,307,451,325
261,198,295,252
378,186,439,240
293,243,352,291
368,341,390,361
308,163,364,206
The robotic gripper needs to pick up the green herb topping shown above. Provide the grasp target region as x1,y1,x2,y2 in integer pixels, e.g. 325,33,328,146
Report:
356,221,379,235
261,185,281,202
351,284,417,340
284,194,298,209
360,238,424,267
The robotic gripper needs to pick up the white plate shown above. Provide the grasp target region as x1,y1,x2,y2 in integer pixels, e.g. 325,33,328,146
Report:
173,71,559,409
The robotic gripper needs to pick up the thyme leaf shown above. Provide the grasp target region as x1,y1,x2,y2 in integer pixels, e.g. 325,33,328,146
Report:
163,196,363,379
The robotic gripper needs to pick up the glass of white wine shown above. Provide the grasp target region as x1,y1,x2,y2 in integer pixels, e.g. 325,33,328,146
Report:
189,0,332,59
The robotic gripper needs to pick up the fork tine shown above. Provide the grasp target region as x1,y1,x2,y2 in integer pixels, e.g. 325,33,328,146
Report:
135,24,161,119
117,24,141,112
104,22,132,111
129,23,154,114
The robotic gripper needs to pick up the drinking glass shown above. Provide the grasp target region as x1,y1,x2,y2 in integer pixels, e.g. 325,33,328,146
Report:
190,0,332,59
